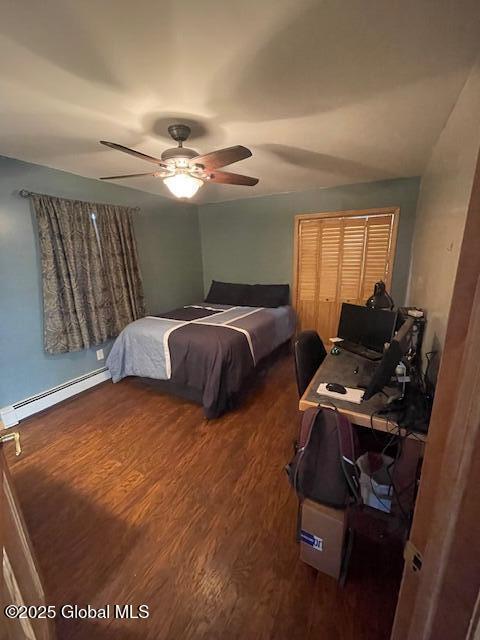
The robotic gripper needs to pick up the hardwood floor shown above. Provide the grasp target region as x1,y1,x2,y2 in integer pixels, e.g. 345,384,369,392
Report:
5,354,402,640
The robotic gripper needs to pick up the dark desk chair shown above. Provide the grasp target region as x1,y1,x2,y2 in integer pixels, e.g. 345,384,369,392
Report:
293,330,327,397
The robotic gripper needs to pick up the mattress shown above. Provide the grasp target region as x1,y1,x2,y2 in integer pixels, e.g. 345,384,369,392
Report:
106,303,296,418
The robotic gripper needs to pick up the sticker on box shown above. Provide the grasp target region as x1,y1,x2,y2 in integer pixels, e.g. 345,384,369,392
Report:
300,530,324,551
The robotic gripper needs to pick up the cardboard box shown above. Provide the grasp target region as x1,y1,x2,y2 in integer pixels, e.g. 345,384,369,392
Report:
300,499,346,580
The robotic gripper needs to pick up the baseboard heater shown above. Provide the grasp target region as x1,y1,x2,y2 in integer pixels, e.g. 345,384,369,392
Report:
0,367,111,428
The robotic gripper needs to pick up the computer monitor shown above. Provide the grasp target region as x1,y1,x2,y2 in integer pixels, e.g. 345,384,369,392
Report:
338,303,398,353
363,341,402,401
393,316,415,354
363,318,414,401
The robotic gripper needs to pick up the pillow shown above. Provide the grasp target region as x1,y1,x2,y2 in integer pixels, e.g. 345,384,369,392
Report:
205,281,290,307
243,283,290,307
205,280,248,305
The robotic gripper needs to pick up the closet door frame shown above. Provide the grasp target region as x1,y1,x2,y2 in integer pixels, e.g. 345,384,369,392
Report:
292,207,400,333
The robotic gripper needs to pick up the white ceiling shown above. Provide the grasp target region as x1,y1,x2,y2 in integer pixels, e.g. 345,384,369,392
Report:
1,0,479,204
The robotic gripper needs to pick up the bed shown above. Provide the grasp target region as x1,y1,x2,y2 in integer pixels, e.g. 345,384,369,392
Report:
106,282,296,418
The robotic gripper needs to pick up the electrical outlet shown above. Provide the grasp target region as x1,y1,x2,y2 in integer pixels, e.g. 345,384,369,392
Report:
96,349,104,361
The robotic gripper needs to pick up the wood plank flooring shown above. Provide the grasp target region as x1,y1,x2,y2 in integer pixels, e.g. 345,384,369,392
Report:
5,354,402,640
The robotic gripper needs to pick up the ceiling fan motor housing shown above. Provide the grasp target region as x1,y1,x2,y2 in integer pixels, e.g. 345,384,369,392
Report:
162,123,199,164
161,146,199,163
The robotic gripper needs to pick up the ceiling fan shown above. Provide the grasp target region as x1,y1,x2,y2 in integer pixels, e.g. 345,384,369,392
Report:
99,124,259,198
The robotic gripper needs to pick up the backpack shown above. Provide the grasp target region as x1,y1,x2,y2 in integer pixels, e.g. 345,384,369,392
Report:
286,406,361,508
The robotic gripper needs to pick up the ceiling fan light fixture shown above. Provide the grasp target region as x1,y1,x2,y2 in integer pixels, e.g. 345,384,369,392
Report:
163,173,203,199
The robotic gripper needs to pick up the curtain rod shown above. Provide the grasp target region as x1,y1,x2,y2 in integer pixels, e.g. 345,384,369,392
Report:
19,189,141,211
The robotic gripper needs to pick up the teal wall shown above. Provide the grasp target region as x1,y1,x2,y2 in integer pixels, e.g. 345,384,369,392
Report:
198,177,420,305
0,158,420,410
0,155,203,407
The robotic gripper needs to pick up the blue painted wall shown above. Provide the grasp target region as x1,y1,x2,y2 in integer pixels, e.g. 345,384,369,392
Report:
0,156,420,410
198,177,420,305
0,155,203,407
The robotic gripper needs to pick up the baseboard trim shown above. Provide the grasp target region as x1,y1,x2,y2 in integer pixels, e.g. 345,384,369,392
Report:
0,368,111,428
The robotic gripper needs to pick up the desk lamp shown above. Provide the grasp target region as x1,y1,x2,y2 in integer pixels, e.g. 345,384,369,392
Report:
366,281,394,310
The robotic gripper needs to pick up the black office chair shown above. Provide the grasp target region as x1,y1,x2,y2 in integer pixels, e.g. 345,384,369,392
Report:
293,330,327,398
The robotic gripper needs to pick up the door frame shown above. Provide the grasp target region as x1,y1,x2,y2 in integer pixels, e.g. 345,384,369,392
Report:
292,206,400,325
391,152,480,638
1,443,56,639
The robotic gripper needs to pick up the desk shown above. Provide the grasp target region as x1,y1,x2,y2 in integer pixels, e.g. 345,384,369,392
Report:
299,349,426,523
299,350,427,443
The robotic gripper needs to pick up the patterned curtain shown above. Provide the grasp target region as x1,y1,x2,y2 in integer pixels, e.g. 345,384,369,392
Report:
96,203,145,335
32,194,145,354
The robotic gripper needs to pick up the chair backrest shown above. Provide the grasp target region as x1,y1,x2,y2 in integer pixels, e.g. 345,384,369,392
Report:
293,330,327,397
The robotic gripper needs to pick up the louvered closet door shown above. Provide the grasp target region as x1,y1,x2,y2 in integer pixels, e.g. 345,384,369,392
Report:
295,210,398,342
316,219,341,342
296,219,320,331
360,215,396,300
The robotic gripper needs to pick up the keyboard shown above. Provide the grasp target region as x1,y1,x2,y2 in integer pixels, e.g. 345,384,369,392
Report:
340,340,383,361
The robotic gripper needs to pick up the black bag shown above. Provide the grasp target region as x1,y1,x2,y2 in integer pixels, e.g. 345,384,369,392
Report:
286,406,361,508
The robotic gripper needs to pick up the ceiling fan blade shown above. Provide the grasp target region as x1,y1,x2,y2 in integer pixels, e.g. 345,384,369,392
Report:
100,141,168,168
192,145,252,170
208,170,259,186
100,172,160,180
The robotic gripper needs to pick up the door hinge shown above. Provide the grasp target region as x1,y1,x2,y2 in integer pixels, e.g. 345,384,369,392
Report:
404,539,423,573
0,431,22,456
